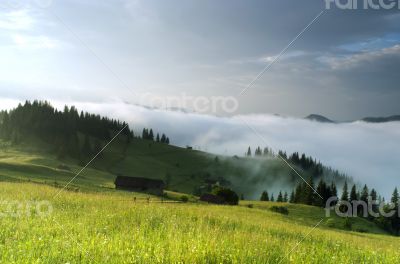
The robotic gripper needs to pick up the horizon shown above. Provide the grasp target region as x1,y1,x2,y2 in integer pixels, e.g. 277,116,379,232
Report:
0,1,399,120
1,98,399,199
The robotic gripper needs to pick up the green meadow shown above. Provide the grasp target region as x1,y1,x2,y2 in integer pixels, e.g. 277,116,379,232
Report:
0,182,399,263
0,140,399,263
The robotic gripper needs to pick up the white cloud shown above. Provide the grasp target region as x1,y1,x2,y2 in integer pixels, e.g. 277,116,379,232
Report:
0,98,398,197
0,10,34,30
3,99,391,198
258,50,307,64
320,44,400,70
11,34,61,49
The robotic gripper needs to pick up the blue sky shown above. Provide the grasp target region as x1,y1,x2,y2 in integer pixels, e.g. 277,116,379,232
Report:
0,0,399,119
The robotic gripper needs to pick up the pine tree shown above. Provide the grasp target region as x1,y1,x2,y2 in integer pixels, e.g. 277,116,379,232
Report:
149,129,154,141
277,191,283,202
270,194,275,202
289,191,295,203
263,147,269,156
331,182,338,197
390,187,400,235
246,147,252,157
294,183,303,203
391,187,399,206
304,177,315,205
254,146,262,156
142,128,148,140
156,133,160,142
260,191,269,201
350,184,358,202
360,184,369,203
370,188,378,218
316,178,333,207
341,181,349,201
283,192,288,203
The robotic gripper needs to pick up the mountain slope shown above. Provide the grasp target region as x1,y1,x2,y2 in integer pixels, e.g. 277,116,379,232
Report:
0,101,350,199
305,114,335,123
362,115,400,123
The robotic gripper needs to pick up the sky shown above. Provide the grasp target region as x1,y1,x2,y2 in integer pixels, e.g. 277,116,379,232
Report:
0,0,399,120
0,1,399,196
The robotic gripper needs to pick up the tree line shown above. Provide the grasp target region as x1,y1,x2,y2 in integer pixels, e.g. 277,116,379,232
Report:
0,100,170,161
245,146,348,184
260,177,400,235
142,128,169,144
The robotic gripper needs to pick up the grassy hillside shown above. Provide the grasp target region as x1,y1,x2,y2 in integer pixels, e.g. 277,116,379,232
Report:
0,137,398,262
0,137,306,198
0,102,349,199
0,181,398,263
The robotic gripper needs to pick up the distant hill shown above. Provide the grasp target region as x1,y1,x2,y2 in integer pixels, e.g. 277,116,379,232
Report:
0,100,350,199
305,114,335,123
305,114,400,123
361,115,400,123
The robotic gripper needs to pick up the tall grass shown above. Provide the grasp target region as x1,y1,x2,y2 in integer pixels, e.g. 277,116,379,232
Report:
0,182,398,263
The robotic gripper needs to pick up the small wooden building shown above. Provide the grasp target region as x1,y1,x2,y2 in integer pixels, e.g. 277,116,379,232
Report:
114,175,165,195
199,193,225,204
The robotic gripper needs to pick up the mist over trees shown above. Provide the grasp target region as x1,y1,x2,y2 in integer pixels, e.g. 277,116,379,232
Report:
0,101,170,161
245,146,349,185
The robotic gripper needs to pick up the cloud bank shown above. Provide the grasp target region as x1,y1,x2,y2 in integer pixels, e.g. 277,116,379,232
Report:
2,99,393,197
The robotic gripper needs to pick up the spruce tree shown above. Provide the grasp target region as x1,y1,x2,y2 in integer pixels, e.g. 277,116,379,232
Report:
370,188,378,218
277,191,283,202
331,182,338,197
283,192,288,202
294,183,303,203
370,189,377,200
360,184,369,203
246,147,252,157
390,187,400,235
149,129,154,141
391,187,399,206
289,191,295,203
260,191,269,201
305,177,315,205
142,128,148,140
316,179,327,207
341,181,349,201
350,184,358,202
